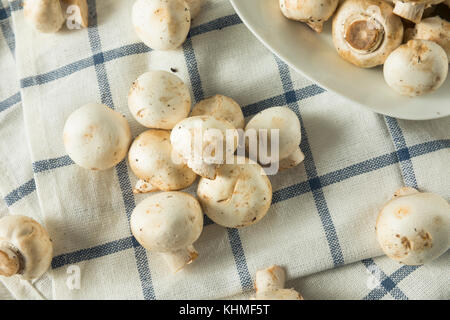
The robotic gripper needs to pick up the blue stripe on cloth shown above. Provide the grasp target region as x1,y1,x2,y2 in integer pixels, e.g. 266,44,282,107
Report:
275,57,345,267
182,27,253,291
8,0,22,12
0,1,15,54
33,155,74,173
45,139,450,270
86,0,155,300
362,258,419,300
384,117,418,188
4,178,35,206
0,92,21,113
189,13,242,37
19,16,241,89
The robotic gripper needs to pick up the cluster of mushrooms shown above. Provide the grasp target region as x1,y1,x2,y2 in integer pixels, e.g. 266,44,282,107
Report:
280,0,450,97
2,0,448,300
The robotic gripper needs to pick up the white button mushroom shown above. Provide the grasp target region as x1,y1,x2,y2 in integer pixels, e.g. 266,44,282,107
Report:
407,16,450,63
245,106,304,170
132,0,191,51
0,215,53,280
130,192,203,272
279,0,339,33
190,94,245,129
253,265,303,300
63,103,132,171
383,39,448,96
129,129,197,194
128,70,191,130
393,0,444,23
332,0,404,68
170,116,239,179
197,156,272,228
185,0,205,19
24,0,66,33
376,187,450,265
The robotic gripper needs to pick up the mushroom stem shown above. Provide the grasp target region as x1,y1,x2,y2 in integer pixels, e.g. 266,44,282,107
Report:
255,265,286,292
133,179,158,194
161,245,199,273
393,1,426,23
306,21,325,33
279,147,305,170
0,243,21,277
61,0,89,28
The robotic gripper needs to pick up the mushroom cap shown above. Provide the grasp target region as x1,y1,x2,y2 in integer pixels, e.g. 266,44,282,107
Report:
197,156,272,228
130,192,203,253
128,129,197,191
190,94,245,129
383,40,448,96
128,70,191,130
255,289,304,300
332,0,404,68
63,103,132,171
376,191,450,265
185,0,205,19
0,215,53,280
24,0,65,33
170,115,239,179
279,0,339,33
410,16,450,62
245,106,301,161
132,0,191,50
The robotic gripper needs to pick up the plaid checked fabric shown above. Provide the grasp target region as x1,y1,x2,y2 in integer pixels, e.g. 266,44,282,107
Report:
0,0,449,300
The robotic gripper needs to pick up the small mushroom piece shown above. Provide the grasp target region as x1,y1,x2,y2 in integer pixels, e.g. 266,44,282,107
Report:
0,215,53,280
185,0,205,19
245,107,304,169
383,39,448,96
63,103,132,170
392,0,443,24
332,0,404,68
129,130,197,194
190,95,245,129
24,0,65,33
130,192,203,272
279,0,339,33
61,0,89,28
132,0,191,50
197,156,272,228
128,70,191,130
376,187,450,265
253,266,303,300
407,17,450,63
170,116,239,179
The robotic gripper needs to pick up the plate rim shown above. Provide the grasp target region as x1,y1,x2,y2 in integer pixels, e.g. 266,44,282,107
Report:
229,0,449,121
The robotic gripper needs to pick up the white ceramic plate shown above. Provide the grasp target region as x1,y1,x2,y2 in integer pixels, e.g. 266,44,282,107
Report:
230,0,449,120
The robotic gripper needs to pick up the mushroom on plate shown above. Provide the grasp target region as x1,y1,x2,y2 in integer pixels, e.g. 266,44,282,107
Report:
392,0,444,23
245,107,304,170
197,156,272,228
170,116,239,179
24,0,66,33
0,215,53,280
406,16,450,62
279,0,339,33
63,103,132,171
383,39,448,96
190,95,245,129
132,0,191,50
128,129,197,194
130,192,203,272
332,0,404,68
376,187,450,265
128,70,191,130
253,265,303,300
